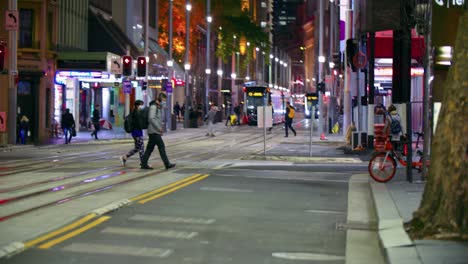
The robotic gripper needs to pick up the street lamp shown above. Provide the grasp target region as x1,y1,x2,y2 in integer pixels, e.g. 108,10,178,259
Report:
205,0,211,115
217,69,223,76
184,0,191,128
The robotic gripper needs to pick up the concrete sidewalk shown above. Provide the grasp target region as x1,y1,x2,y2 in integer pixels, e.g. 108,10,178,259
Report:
370,171,468,264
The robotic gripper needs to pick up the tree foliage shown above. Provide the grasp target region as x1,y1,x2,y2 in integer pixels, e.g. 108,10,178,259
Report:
406,8,468,240
156,0,269,68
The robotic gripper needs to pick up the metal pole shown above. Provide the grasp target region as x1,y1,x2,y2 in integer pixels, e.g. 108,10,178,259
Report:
184,0,191,128
263,100,266,156
168,0,173,124
318,0,324,136
144,0,149,107
8,0,18,144
205,0,211,114
343,2,352,137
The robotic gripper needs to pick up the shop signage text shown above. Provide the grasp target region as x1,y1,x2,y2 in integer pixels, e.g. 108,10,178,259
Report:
434,0,464,8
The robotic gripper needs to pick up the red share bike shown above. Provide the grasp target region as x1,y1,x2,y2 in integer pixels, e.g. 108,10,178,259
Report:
368,132,429,183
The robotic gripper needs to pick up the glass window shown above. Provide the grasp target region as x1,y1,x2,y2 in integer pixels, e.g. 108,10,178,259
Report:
19,9,34,48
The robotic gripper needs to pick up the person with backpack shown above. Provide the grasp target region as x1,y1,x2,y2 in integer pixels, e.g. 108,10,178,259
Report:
284,102,296,137
384,104,405,147
140,93,176,170
120,100,147,168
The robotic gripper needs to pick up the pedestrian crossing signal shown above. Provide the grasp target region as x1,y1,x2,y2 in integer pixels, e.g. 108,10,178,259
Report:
137,56,146,77
122,55,132,76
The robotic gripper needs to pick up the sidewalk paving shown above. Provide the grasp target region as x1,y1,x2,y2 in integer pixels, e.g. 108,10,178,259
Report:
370,170,468,264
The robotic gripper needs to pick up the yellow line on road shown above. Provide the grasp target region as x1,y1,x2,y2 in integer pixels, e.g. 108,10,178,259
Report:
38,216,111,249
24,214,97,248
138,174,210,204
130,174,202,202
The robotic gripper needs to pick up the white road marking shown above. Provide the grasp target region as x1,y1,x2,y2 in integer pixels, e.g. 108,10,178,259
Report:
62,243,172,258
305,209,346,214
272,252,345,261
130,214,216,224
200,186,253,193
101,227,198,239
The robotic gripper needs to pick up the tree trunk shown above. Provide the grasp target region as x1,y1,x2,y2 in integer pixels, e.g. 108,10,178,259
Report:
407,9,468,239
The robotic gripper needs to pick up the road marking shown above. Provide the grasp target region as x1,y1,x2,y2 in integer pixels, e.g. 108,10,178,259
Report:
62,243,172,258
130,214,216,224
138,174,209,204
200,186,253,193
305,209,345,214
24,214,96,248
38,216,110,249
272,252,345,261
101,227,198,239
131,173,201,202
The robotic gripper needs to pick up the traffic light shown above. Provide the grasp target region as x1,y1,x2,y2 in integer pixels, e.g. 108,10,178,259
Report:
332,52,341,69
317,82,325,93
122,55,132,76
137,56,146,77
346,39,358,72
142,81,147,90
0,44,5,71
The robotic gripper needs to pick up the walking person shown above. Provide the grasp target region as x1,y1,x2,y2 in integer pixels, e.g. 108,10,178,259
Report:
284,102,296,137
141,93,176,170
173,101,181,122
205,105,218,137
120,100,147,168
18,115,30,145
90,104,100,139
61,108,75,144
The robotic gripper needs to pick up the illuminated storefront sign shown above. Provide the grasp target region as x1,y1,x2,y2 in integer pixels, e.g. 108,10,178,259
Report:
434,0,464,8
375,68,424,76
54,71,110,85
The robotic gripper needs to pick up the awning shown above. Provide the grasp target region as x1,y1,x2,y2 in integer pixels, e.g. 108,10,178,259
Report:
368,30,425,62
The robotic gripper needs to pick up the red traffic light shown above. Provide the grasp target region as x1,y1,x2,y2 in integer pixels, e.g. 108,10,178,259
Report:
136,56,146,77
122,55,132,76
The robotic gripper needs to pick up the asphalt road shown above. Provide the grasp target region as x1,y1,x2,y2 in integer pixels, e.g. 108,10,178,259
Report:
0,122,382,263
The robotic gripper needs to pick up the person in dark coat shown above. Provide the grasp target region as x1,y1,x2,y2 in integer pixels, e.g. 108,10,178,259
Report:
61,109,75,144
90,104,100,139
120,100,146,167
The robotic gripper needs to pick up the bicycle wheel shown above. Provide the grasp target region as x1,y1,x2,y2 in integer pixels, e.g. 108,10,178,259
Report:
368,152,397,182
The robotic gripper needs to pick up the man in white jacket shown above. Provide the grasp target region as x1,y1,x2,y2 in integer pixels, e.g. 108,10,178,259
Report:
141,93,176,170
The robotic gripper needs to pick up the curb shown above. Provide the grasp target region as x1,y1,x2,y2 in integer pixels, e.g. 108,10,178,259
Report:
369,182,423,264
0,199,133,260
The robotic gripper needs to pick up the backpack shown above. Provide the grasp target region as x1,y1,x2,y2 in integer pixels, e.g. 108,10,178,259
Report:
141,107,149,129
124,114,133,133
288,106,295,119
389,114,402,134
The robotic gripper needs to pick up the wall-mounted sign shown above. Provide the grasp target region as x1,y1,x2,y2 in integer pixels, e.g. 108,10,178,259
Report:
434,0,464,8
54,71,109,85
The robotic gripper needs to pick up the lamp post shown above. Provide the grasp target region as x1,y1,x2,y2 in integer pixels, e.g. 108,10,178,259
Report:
167,0,173,131
205,0,211,115
184,1,191,128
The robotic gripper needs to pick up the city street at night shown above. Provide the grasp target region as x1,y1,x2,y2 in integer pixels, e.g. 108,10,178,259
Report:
0,121,384,263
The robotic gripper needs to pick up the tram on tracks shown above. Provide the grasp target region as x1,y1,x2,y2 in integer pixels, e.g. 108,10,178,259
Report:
304,92,319,119
243,81,290,125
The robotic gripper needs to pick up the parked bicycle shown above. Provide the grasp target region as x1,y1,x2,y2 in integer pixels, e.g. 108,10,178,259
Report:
368,132,429,182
